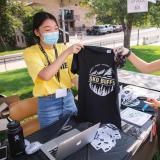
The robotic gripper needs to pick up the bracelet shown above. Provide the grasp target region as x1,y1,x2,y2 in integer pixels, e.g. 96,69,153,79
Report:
126,49,132,58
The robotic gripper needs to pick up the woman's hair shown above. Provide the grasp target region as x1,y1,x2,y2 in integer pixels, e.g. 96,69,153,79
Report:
32,11,58,34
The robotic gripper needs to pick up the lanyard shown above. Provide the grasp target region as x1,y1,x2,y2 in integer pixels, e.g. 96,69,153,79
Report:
38,43,60,82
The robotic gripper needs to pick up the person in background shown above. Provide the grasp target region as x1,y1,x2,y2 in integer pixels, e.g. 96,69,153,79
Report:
23,11,83,128
114,47,160,109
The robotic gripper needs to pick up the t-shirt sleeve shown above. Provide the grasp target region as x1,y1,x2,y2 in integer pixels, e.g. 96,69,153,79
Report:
71,54,79,74
67,54,78,80
23,48,45,82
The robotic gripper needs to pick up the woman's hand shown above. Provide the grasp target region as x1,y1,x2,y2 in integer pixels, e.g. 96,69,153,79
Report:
113,47,130,56
146,97,160,109
64,43,84,55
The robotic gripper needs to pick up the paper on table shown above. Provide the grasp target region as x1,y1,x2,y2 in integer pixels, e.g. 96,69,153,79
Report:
121,108,152,127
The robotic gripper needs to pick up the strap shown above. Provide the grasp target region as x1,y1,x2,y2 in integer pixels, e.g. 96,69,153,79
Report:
38,43,51,65
38,43,60,81
53,45,60,82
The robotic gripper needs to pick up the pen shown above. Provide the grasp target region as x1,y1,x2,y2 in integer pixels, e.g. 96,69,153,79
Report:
142,103,149,112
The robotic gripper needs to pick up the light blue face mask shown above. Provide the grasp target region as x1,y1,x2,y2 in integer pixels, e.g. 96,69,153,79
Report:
43,32,59,45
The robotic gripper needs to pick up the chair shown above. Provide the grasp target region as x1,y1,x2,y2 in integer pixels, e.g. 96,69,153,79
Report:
0,95,20,118
0,95,19,106
9,97,40,137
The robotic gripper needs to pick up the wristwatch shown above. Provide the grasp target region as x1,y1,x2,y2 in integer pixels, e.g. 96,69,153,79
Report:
126,49,132,58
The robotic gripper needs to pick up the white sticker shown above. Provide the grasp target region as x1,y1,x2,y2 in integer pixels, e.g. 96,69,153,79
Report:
106,50,112,54
55,89,67,98
91,124,121,153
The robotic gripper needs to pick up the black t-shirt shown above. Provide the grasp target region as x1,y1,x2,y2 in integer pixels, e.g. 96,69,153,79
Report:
71,46,121,129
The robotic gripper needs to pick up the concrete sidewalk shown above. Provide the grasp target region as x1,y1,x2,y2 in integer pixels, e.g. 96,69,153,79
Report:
0,60,26,72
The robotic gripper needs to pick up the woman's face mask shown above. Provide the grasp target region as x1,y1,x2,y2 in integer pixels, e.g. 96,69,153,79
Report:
35,19,59,45
43,31,59,45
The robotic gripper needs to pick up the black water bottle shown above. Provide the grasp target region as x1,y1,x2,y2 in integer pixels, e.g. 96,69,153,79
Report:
7,120,25,157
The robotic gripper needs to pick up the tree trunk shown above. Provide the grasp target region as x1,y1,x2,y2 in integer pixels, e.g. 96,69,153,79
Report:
124,18,133,48
123,25,132,48
0,36,7,50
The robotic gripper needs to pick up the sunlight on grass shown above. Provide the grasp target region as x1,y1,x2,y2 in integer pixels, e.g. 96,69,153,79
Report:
0,49,24,56
0,68,33,99
123,45,160,76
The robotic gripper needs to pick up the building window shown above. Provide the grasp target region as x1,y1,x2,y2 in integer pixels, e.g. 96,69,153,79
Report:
64,10,74,20
70,22,74,28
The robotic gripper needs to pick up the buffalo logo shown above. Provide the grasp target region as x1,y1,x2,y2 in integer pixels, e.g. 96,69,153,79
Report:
89,64,115,96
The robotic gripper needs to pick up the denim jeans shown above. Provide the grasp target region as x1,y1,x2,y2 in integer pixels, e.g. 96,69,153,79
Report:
38,90,77,128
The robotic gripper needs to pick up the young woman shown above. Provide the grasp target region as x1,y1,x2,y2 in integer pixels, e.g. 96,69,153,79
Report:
114,47,160,108
23,11,83,128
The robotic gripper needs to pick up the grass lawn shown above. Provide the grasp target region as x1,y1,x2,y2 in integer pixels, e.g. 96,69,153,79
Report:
124,45,160,76
0,45,160,99
0,68,33,99
0,49,24,56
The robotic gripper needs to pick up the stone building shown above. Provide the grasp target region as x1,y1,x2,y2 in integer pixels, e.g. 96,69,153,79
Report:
23,0,96,33
16,0,96,47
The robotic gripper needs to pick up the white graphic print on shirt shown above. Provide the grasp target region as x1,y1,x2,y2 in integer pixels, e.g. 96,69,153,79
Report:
89,64,115,96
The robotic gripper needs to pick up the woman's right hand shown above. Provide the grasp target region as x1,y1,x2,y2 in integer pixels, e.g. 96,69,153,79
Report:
146,97,160,109
65,43,84,55
113,47,130,56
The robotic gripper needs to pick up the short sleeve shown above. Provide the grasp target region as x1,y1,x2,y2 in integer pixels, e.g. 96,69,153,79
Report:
23,48,45,82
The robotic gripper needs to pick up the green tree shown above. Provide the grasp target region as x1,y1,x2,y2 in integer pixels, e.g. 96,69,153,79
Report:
0,0,42,50
21,7,43,46
0,0,24,50
81,0,160,48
